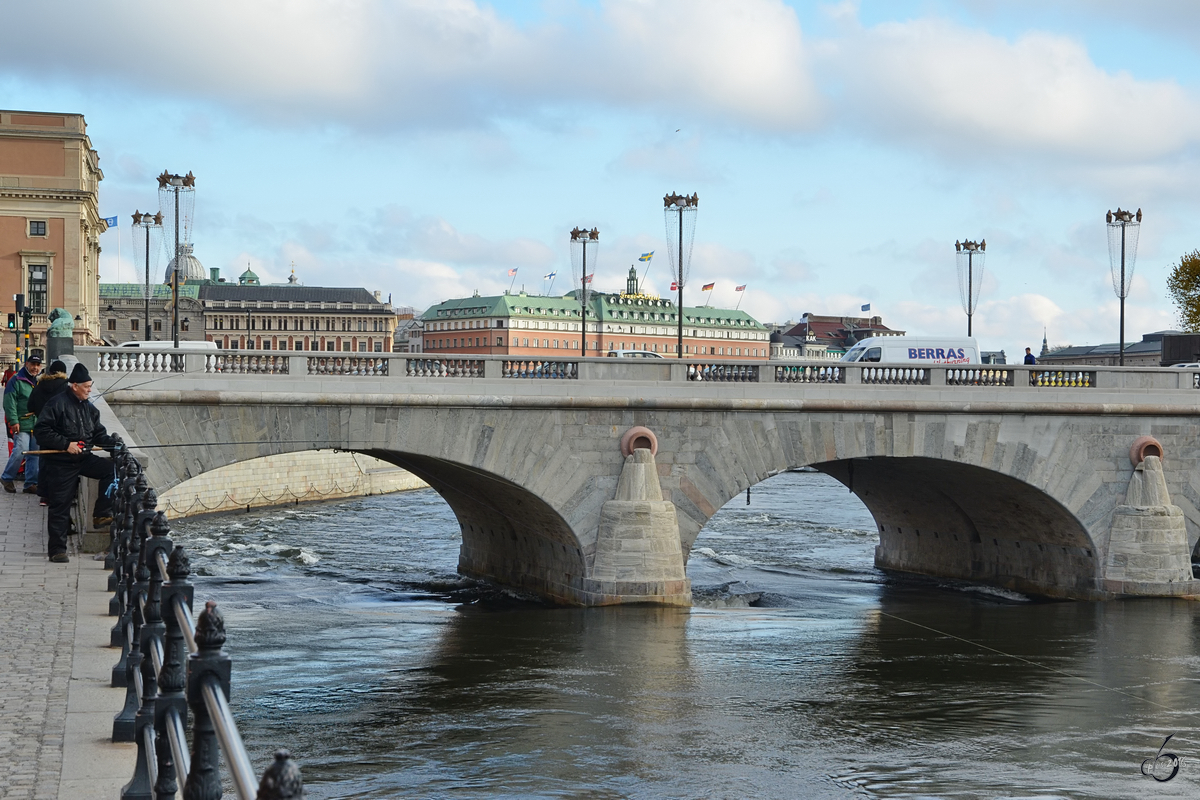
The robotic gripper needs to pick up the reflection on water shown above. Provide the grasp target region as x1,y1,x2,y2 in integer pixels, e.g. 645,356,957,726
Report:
170,471,1200,799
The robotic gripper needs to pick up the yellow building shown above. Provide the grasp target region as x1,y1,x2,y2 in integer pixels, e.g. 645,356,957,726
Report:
0,110,106,362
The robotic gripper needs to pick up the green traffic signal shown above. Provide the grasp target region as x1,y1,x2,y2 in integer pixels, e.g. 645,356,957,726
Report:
6,313,14,330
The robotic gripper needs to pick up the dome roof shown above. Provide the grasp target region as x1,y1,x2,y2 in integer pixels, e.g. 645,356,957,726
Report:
239,267,260,286
164,244,206,283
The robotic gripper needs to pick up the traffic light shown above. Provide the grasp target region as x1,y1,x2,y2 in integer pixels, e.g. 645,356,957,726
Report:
13,294,23,315
5,314,13,330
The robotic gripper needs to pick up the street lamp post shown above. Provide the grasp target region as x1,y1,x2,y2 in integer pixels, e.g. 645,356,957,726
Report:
664,193,698,358
955,239,986,337
569,228,599,355
1106,208,1142,367
131,210,163,342
157,170,195,354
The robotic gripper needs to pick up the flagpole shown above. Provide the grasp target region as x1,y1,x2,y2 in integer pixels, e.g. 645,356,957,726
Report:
639,255,652,294
508,269,518,293
115,220,121,283
735,287,745,311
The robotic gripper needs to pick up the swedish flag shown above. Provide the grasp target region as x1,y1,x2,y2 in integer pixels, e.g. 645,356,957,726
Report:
639,251,653,262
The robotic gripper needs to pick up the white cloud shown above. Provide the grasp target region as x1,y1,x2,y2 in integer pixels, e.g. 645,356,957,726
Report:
823,18,1200,161
2,0,819,132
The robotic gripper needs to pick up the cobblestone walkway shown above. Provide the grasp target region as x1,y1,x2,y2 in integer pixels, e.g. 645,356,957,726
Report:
0,483,133,799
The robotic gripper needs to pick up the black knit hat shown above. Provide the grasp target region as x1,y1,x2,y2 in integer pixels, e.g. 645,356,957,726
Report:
68,363,91,384
48,360,66,374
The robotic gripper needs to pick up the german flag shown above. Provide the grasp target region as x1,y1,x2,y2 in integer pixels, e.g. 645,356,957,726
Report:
702,282,715,291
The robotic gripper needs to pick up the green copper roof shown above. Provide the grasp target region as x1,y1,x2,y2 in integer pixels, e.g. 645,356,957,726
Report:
422,291,765,329
99,283,200,299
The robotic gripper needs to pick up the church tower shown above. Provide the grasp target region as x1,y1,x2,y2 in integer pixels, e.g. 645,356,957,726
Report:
626,265,638,296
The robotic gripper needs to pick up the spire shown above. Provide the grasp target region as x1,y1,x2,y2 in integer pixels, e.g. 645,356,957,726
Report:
1040,327,1049,357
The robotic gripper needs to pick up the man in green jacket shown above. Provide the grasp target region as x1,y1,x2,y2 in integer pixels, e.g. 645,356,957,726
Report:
2,354,42,493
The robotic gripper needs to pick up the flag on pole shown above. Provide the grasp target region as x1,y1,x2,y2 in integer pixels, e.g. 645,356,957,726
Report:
544,271,557,280
508,268,518,276
584,273,594,283
702,282,715,292
670,281,678,291
861,303,871,312
735,284,746,292
103,216,118,227
639,251,654,262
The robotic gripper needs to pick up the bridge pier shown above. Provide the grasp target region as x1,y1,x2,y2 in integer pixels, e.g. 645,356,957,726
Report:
581,448,691,606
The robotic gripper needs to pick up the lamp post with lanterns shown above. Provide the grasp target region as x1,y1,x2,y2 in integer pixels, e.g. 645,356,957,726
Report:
1106,207,1142,366
158,170,196,352
664,192,698,357
955,239,985,337
569,227,599,355
131,210,163,342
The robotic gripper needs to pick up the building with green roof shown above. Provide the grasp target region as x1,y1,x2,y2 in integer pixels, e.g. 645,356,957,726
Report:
419,269,768,359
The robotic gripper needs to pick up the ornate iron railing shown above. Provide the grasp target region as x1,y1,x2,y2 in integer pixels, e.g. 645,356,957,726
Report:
105,436,304,799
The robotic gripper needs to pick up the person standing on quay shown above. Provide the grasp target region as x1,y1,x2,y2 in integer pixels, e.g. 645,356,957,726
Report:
2,354,43,493
27,360,71,506
32,363,115,563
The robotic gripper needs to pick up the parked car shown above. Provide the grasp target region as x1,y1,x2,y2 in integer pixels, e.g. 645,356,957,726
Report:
117,340,218,351
1170,362,1200,368
606,350,665,358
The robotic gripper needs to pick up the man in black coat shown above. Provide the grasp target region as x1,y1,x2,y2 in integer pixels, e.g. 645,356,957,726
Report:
32,363,115,563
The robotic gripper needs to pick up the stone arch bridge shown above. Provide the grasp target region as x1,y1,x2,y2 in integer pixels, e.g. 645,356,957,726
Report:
85,349,1200,605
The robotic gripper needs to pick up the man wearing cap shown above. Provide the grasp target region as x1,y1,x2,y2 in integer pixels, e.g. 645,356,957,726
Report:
32,363,115,563
2,354,43,493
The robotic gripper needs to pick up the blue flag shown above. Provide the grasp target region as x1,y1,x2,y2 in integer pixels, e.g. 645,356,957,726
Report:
861,303,871,312
639,251,654,262
544,271,557,280
103,216,118,227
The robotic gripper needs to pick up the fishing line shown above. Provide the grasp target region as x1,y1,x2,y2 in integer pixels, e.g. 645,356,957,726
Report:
95,365,212,398
876,609,1188,715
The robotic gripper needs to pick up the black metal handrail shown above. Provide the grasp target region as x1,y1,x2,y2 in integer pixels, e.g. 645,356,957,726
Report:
103,434,305,799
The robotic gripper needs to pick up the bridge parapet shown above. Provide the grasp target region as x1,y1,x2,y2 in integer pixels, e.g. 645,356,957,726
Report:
76,347,1200,393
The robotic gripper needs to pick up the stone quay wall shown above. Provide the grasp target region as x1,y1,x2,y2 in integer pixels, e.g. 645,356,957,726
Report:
157,450,428,518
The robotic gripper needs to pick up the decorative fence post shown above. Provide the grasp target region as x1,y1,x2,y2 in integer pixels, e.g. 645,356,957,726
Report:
113,483,153,740
156,541,193,800
185,601,230,800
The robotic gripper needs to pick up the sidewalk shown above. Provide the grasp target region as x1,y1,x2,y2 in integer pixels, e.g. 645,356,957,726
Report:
0,483,134,800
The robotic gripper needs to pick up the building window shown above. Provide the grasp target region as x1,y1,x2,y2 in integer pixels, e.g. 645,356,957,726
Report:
29,221,46,237
181,319,190,332
107,319,116,331
27,265,47,314
522,338,528,347
342,342,351,352
131,319,140,332
153,320,163,332
374,342,383,352
358,342,367,352
496,337,503,347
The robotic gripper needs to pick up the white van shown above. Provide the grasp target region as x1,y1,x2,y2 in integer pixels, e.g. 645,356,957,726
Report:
118,340,218,352
840,336,979,365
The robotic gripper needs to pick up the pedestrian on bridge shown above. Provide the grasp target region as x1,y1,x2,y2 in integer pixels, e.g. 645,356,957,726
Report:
1024,347,1037,365
2,354,42,494
32,363,115,563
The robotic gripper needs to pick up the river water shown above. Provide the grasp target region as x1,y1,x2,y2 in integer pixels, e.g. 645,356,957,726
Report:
169,470,1200,799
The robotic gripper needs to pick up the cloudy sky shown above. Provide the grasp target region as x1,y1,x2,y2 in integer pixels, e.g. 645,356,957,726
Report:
5,0,1200,357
